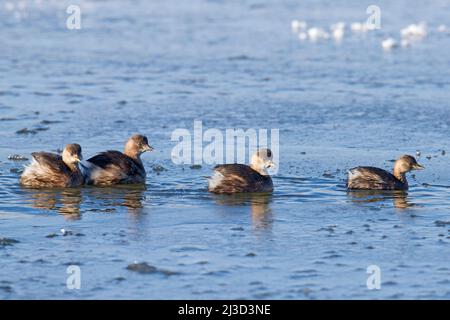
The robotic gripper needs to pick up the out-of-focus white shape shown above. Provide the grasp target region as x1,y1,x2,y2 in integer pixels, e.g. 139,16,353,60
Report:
298,32,308,41
351,22,368,32
308,27,329,41
401,39,411,47
332,28,344,41
4,2,15,11
437,24,447,32
401,23,427,39
291,20,307,33
331,22,345,41
291,20,301,33
382,38,398,50
331,22,346,31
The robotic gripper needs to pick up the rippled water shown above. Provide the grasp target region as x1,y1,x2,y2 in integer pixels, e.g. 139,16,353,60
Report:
1,0,450,299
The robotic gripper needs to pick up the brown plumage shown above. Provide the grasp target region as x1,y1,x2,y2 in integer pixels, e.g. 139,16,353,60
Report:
208,149,275,194
20,144,84,188
347,155,424,190
86,134,153,186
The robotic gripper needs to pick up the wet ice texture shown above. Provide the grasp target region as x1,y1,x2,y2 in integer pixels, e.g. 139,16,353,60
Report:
0,0,450,299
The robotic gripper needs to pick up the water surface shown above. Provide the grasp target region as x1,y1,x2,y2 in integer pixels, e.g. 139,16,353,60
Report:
1,0,450,299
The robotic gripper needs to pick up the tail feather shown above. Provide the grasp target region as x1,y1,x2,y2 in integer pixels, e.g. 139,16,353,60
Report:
208,171,224,191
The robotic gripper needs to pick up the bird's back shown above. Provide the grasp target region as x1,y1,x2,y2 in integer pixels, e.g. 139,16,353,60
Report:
20,152,74,187
347,166,405,190
86,151,145,185
209,164,273,194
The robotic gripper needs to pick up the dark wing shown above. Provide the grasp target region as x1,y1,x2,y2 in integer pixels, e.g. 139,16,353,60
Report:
347,166,399,190
88,151,140,175
214,164,262,178
32,152,69,175
87,151,143,185
210,164,272,193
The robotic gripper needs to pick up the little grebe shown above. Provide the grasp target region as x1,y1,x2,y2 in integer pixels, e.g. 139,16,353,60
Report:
347,155,423,190
208,149,275,194
20,144,84,188
86,134,153,186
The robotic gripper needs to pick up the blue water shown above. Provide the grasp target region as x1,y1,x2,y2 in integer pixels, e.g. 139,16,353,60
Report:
0,0,450,299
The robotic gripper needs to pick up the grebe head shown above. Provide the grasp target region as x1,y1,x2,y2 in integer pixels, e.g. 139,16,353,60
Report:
124,134,153,157
394,155,424,174
250,148,275,175
62,144,83,166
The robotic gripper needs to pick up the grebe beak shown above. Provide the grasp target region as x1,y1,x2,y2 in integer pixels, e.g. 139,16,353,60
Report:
413,163,424,170
144,144,154,152
142,144,154,152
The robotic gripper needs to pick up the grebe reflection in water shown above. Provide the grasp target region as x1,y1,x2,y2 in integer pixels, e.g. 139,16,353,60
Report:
23,188,83,219
212,193,273,230
347,190,414,209
85,184,147,213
